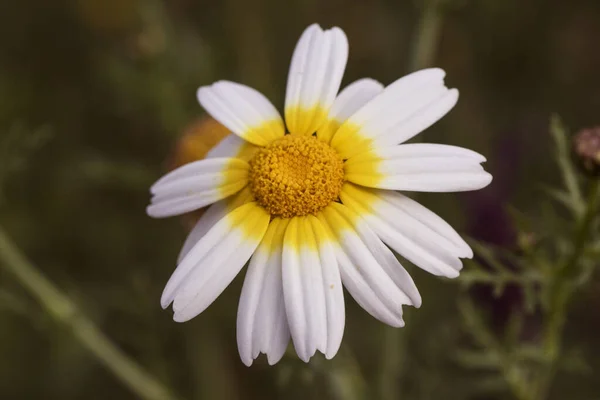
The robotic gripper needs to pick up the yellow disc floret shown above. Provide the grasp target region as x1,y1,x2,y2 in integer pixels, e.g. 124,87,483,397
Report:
248,134,344,218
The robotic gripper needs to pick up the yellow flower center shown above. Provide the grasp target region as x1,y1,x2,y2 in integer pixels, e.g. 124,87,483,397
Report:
248,134,344,218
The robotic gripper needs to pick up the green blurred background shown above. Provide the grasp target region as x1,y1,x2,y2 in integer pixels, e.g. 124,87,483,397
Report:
1,0,600,399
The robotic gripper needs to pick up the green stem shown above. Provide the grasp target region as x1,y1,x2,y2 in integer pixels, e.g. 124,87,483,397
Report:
408,0,445,72
0,226,181,400
536,180,600,399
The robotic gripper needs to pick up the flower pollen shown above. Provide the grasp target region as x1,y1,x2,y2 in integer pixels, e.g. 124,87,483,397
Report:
248,134,344,218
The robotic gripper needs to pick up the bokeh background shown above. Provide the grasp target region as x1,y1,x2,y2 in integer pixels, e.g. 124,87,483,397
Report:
1,0,600,399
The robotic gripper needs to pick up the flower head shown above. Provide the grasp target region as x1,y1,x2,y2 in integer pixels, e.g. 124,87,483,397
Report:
573,126,600,177
147,23,492,366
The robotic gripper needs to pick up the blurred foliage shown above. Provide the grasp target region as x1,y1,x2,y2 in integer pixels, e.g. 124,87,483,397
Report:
455,117,600,400
1,0,600,399
0,123,52,205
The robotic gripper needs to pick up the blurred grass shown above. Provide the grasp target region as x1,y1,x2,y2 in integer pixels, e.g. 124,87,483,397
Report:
1,0,600,399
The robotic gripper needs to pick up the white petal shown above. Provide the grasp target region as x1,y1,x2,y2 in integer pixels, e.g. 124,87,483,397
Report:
285,24,349,135
160,202,269,321
281,218,308,360
177,203,227,264
334,248,405,327
349,68,446,128
330,68,458,158
237,218,290,366
318,203,421,327
345,144,492,192
307,216,345,359
150,158,242,192
282,217,322,361
376,89,459,147
351,219,422,308
282,216,345,362
317,78,384,143
395,194,473,258
376,171,492,192
341,183,471,278
147,196,217,219
205,133,259,161
350,143,487,162
197,81,284,146
177,187,255,263
147,158,248,218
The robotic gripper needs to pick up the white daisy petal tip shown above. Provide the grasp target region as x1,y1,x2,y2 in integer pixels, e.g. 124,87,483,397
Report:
477,171,494,190
304,22,322,34
331,69,463,158
389,317,405,329
266,351,286,366
421,67,446,80
412,292,423,309
146,204,159,218
239,350,287,367
160,294,172,310
241,358,253,368
172,311,193,323
443,268,461,279
196,85,210,104
355,78,385,93
462,245,474,259
284,23,349,135
446,87,459,107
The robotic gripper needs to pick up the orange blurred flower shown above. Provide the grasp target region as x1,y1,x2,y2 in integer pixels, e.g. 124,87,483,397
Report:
573,126,600,177
169,116,230,226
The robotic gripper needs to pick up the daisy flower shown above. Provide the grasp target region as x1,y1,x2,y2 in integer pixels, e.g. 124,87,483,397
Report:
147,23,492,366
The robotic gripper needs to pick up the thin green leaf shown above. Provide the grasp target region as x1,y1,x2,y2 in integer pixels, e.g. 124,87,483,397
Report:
467,239,508,273
504,310,525,346
550,114,584,213
455,349,500,369
522,283,538,314
458,296,499,350
543,186,584,216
